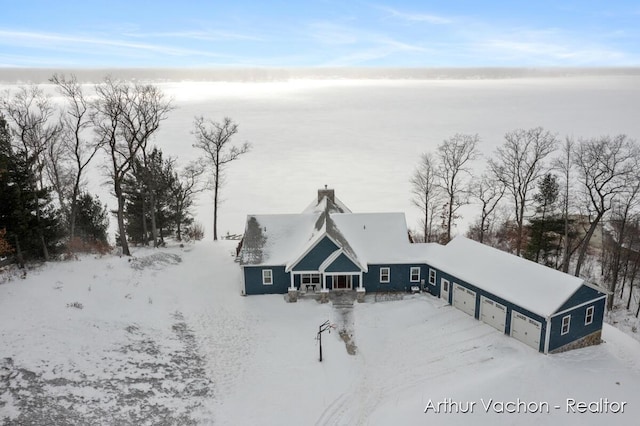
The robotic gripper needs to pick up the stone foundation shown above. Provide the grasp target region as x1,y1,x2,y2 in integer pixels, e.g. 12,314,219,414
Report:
550,330,602,354
356,288,366,303
287,288,298,303
319,289,330,304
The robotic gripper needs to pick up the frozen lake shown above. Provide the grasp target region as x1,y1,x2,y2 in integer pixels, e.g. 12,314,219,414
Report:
2,71,640,239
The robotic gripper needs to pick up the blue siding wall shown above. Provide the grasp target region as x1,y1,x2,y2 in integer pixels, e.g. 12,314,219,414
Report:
424,265,439,295
243,266,289,295
325,253,361,272
293,237,339,271
364,264,426,292
548,296,606,352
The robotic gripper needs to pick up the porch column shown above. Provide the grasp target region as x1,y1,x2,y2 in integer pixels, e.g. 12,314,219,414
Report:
356,271,366,303
322,274,327,291
287,272,298,303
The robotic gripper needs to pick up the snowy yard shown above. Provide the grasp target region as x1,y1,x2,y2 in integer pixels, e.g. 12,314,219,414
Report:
1,240,640,425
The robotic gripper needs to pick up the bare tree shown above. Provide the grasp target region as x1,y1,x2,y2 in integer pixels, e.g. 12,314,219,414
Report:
126,85,173,247
172,160,207,241
489,127,557,255
192,116,251,241
608,175,640,310
470,173,506,244
554,137,577,272
51,73,102,241
572,135,637,280
435,133,479,243
93,78,172,255
1,85,62,260
410,152,442,242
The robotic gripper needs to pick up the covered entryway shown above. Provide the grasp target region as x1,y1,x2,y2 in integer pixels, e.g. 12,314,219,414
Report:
453,283,476,317
510,310,542,351
440,278,450,303
480,296,506,333
333,275,353,290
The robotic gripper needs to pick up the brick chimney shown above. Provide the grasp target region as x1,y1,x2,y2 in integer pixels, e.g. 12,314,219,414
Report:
318,185,335,203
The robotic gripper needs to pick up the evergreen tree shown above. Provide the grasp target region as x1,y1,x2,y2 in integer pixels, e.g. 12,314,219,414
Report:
123,147,179,245
525,173,561,265
74,193,109,244
0,115,62,263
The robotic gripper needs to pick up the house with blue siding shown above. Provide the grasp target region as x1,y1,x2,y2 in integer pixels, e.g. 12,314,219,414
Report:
237,188,607,354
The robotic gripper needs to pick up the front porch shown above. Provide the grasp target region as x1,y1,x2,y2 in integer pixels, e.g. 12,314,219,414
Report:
288,271,366,303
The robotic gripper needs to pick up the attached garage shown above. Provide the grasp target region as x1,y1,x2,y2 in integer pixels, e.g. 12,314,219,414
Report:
480,296,506,333
453,283,476,317
510,310,542,351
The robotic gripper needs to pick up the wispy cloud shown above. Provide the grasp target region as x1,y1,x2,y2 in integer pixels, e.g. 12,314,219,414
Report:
306,20,428,66
0,30,226,59
375,5,452,24
472,28,634,65
124,30,264,42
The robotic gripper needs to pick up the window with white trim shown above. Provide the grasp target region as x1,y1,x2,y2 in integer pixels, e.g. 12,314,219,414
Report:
301,274,321,285
262,269,273,285
585,306,594,325
561,315,571,335
429,268,436,285
380,267,390,283
410,267,420,282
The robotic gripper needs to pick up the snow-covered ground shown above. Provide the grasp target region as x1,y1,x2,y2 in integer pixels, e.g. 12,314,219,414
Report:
1,241,639,425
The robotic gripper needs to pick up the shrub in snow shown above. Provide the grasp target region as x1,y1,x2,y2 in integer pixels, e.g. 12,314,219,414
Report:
186,222,204,241
66,302,83,309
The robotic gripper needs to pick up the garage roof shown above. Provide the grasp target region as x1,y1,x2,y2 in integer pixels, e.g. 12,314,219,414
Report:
430,236,590,317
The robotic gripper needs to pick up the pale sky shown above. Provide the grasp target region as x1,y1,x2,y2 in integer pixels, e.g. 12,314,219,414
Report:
1,0,639,67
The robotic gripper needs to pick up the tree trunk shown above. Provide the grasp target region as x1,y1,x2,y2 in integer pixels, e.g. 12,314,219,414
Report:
141,195,149,246
213,173,219,241
446,195,453,243
574,213,602,278
423,206,428,243
516,202,525,256
14,236,24,268
626,253,639,310
69,191,78,240
479,215,486,244
150,191,158,247
40,234,49,261
115,186,130,256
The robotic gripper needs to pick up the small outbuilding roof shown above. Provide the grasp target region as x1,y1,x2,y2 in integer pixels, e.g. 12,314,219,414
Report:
431,236,590,318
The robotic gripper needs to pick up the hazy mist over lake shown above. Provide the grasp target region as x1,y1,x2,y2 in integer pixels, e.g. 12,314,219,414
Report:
1,68,639,238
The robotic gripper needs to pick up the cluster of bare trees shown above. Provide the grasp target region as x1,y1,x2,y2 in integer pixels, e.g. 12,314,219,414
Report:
411,127,640,314
1,74,250,262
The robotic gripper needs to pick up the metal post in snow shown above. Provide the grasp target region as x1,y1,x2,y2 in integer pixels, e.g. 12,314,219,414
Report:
318,320,332,362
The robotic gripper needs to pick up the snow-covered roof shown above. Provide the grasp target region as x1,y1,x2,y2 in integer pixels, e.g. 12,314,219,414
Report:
238,214,320,266
239,190,424,269
302,194,352,214
430,236,588,318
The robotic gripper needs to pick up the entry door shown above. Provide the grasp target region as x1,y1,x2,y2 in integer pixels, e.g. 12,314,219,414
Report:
440,278,450,303
334,275,352,290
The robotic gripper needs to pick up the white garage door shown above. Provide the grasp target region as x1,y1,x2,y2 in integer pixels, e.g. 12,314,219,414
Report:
480,296,506,333
510,310,542,351
453,283,476,317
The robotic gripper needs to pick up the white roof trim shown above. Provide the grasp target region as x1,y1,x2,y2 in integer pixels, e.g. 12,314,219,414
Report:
318,249,366,273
